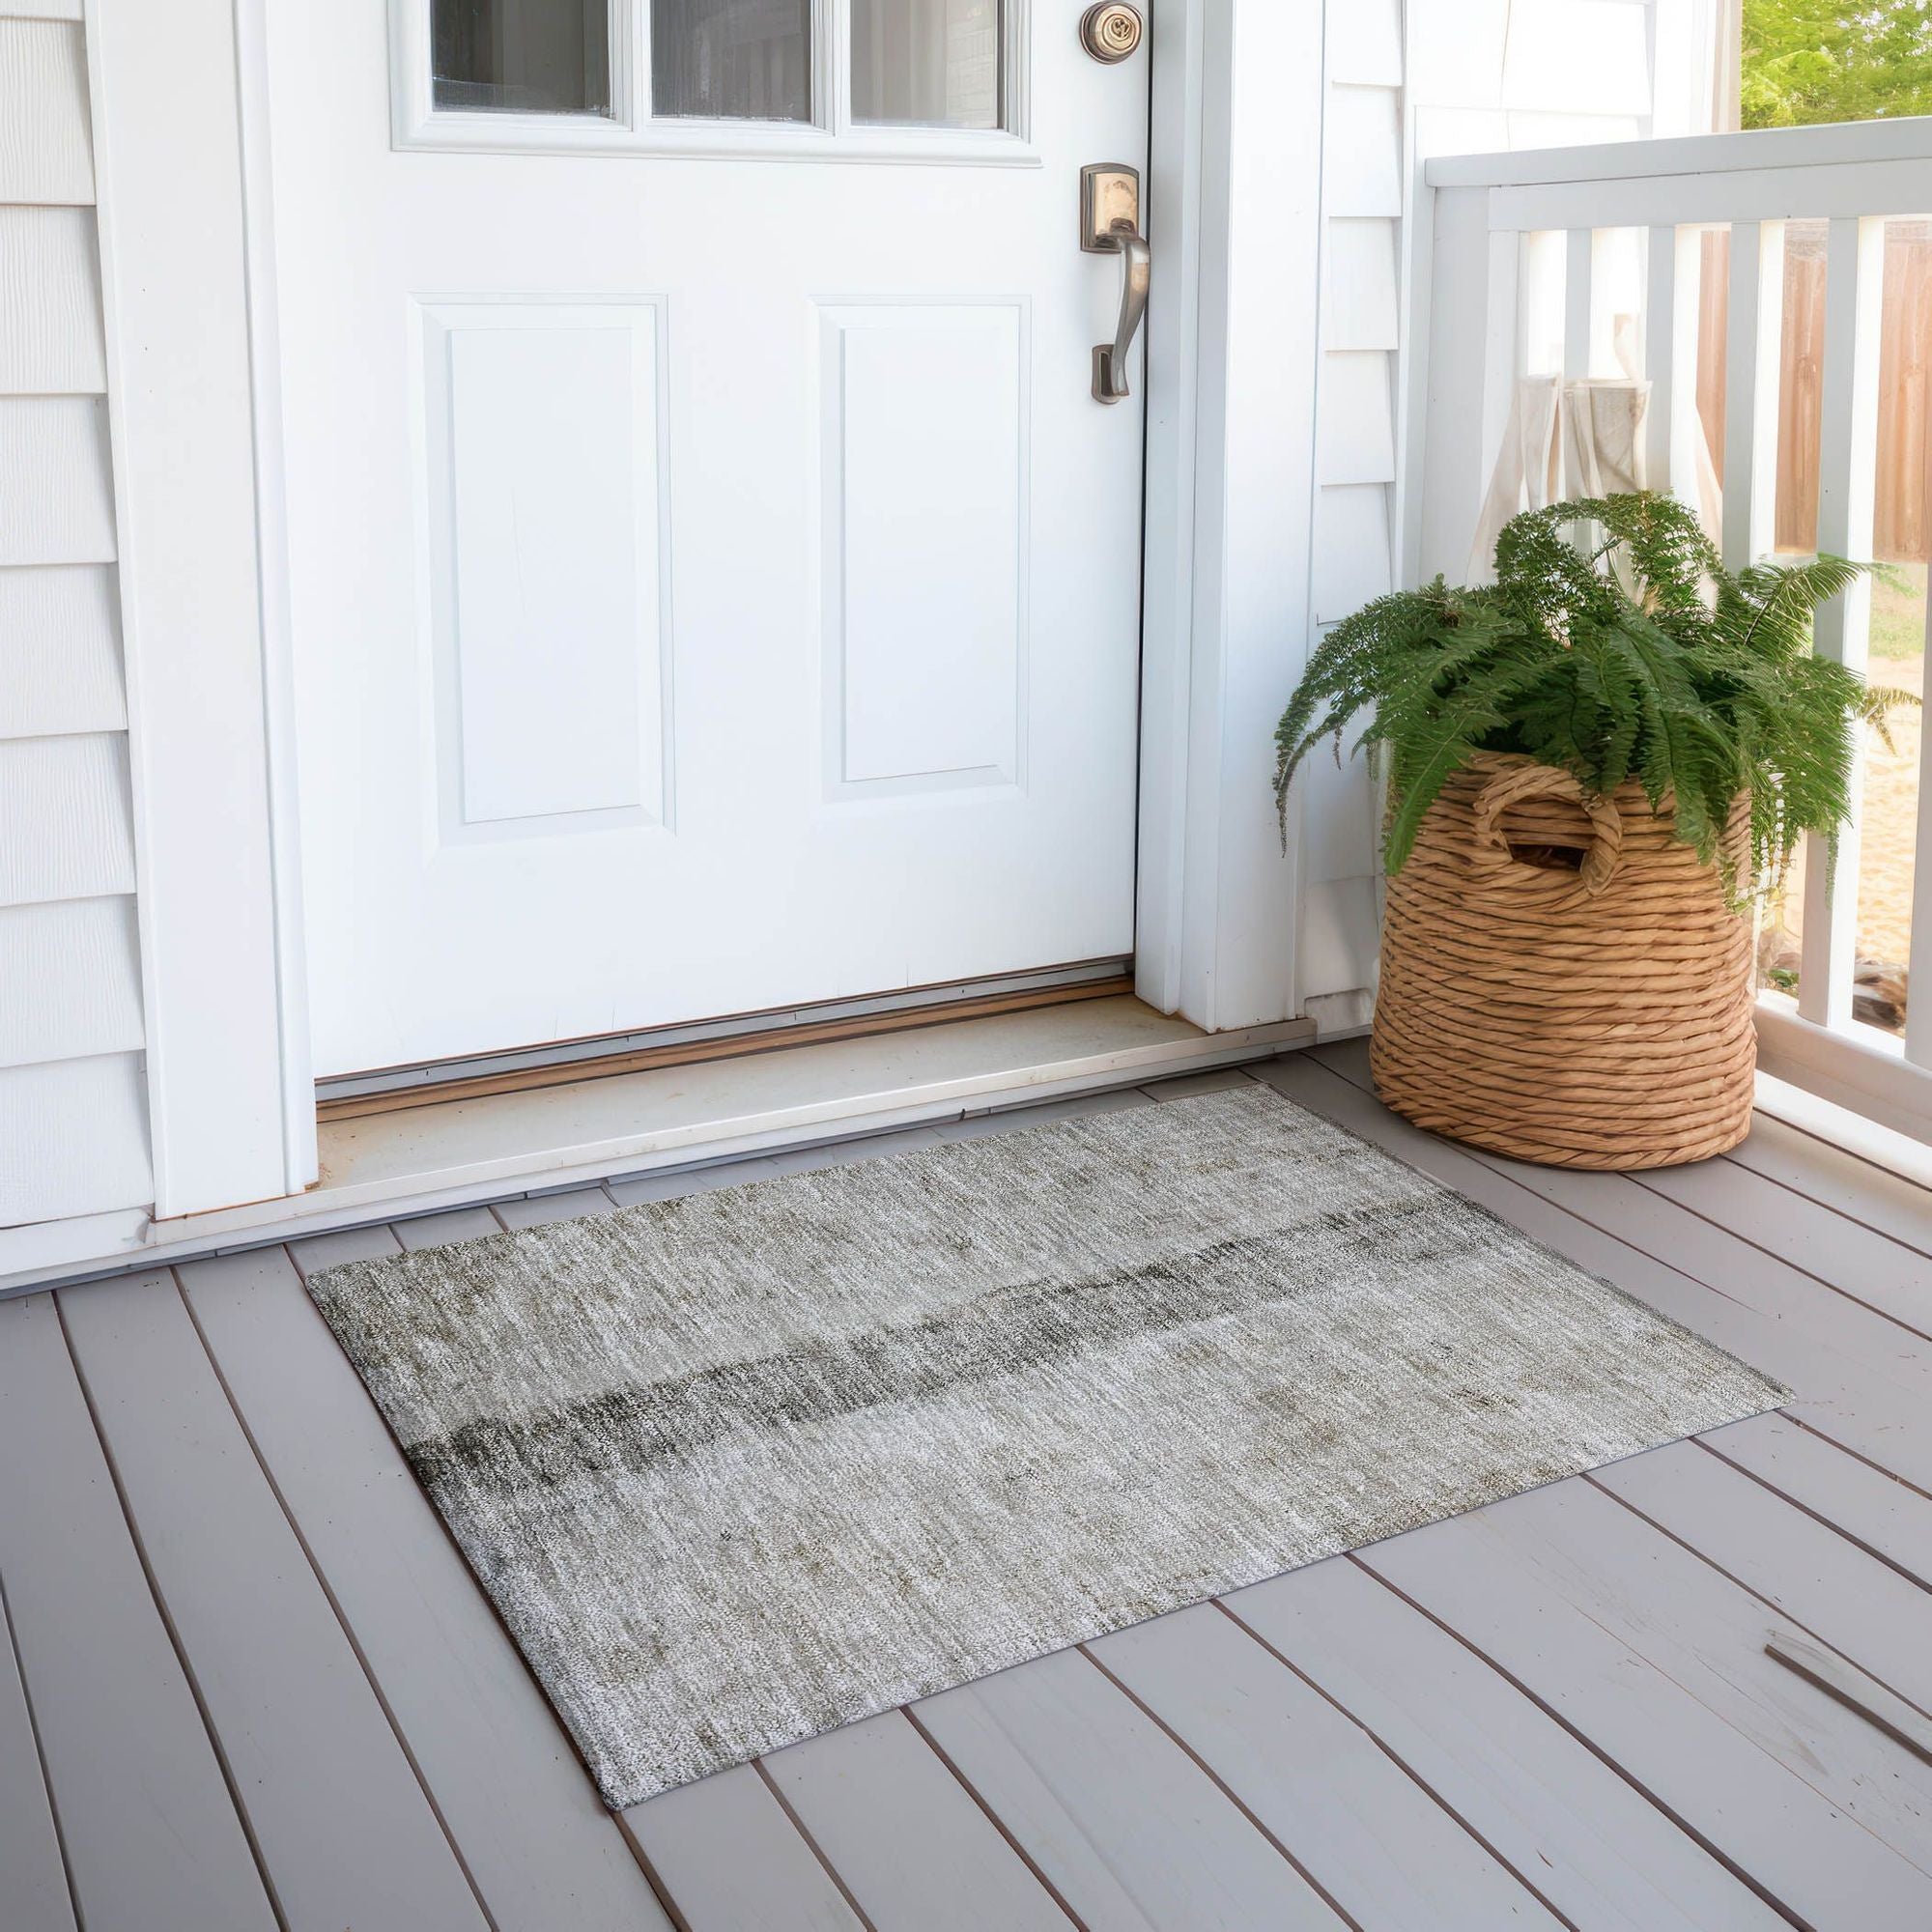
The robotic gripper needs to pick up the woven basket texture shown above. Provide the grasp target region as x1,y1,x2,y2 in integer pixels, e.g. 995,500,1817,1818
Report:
1371,752,1756,1170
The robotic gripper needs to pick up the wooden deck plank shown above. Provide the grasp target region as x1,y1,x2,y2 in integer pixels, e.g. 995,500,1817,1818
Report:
1364,1483,1932,1923
0,1294,275,1932
57,1272,491,1932
0,1567,77,1932
1594,1437,1932,1715
1703,1412,1932,1590
1309,1041,1932,1401
1636,1153,1932,1340
1260,1052,1932,1487
179,1246,674,1932
1090,1600,1565,1927
622,1763,865,1931
1227,1554,1790,1932
1725,1113,1932,1256
763,1709,1075,1931
492,1183,621,1229
394,1205,504,1249
913,1645,1349,1930
286,1219,404,1274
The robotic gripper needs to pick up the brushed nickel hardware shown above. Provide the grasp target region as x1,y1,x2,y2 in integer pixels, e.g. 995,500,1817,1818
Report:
1080,3,1143,63
1080,162,1150,404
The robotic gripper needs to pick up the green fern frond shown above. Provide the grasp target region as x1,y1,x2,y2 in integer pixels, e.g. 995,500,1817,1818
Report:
1272,490,1888,888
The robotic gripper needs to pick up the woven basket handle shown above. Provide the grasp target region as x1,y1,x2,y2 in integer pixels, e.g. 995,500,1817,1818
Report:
1468,763,1623,895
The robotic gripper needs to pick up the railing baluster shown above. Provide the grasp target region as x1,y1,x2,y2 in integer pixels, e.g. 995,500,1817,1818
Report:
1721,219,1786,570
1798,215,1883,1032
1908,590,1932,1065
1643,224,1677,492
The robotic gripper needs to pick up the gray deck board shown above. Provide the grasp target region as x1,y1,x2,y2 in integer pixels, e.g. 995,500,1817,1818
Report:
622,1763,866,1930
914,1645,1350,1930
179,1245,673,1932
763,1709,1076,1931
1723,1112,1932,1255
1263,1052,1932,1483
1310,1040,1932,1405
1594,1437,1932,1718
0,1564,76,1932
57,1272,490,1932
13,1050,1932,1929
1366,1482,1932,1923
1227,1554,1790,1932
1703,1411,1932,1590
1090,1599,1563,1927
1635,1153,1932,1340
0,1293,275,1932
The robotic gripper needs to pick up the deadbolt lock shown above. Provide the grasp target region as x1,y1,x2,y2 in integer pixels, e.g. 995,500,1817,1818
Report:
1080,3,1143,63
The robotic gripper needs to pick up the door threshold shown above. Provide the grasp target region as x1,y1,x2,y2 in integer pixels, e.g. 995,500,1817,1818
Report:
317,962,1136,1122
1,999,1314,1295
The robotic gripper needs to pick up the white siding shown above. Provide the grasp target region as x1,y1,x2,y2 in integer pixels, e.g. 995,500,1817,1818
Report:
0,396,116,563
0,12,151,1225
0,897,142,1066
0,18,92,204
0,1054,151,1223
0,206,103,391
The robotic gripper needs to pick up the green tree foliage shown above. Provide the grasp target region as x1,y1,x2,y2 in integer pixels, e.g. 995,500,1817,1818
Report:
1742,0,1932,128
1273,495,1909,893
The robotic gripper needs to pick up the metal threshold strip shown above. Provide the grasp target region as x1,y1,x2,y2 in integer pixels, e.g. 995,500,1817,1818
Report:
316,959,1136,1122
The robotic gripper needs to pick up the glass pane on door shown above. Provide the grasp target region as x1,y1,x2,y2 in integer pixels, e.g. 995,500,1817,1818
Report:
653,0,812,122
432,0,611,115
852,0,1002,130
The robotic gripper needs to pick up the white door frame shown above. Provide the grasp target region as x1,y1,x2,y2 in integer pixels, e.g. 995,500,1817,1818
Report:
87,0,1323,1220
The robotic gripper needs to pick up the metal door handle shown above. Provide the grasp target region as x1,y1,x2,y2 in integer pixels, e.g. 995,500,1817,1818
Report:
1081,163,1149,404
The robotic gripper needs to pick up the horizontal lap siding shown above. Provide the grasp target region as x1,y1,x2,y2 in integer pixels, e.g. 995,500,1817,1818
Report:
1301,8,1404,1005
0,13,151,1224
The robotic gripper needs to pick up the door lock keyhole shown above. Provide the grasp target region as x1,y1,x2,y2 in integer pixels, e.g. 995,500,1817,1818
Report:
1080,3,1143,63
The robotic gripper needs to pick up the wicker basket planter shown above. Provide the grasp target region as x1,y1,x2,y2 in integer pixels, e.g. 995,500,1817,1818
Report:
1372,752,1757,1170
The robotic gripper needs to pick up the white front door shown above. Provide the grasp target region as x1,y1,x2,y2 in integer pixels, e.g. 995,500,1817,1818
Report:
269,0,1150,1076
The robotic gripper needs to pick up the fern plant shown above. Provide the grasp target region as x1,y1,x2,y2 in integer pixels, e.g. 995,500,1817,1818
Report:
1274,493,1908,892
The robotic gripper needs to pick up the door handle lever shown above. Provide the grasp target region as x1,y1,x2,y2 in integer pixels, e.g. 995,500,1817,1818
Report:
1081,163,1149,404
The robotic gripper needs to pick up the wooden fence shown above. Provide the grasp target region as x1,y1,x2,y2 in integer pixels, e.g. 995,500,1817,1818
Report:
1695,220,1932,561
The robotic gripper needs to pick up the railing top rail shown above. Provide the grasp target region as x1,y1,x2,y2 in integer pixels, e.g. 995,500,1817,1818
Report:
1423,114,1932,192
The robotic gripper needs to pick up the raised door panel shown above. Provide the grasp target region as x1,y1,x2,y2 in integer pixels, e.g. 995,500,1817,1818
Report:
420,299,668,841
819,302,1026,798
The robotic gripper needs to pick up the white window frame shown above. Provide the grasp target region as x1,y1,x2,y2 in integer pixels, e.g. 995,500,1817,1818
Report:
390,0,1037,165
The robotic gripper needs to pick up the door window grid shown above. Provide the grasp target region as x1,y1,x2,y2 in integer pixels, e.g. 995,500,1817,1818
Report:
405,0,1032,154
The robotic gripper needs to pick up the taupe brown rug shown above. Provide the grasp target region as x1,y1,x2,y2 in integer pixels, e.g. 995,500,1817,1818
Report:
309,1083,1783,1807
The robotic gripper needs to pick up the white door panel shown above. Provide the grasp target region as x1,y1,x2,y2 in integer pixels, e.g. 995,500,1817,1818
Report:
271,0,1148,1074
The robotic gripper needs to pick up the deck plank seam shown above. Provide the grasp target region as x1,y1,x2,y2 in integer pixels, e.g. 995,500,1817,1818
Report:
896,1703,1094,1932
1208,1595,1586,1932
1713,1146,1932,1258
1578,1468,1932,1731
48,1289,294,1932
1343,1550,1813,1930
0,1562,81,1932
1074,1641,1367,1931
611,1813,701,1932
1691,1432,1932,1594
171,1269,506,1932
750,1754,882,1932
1621,1170,1932,1345
1775,1409,1932,1507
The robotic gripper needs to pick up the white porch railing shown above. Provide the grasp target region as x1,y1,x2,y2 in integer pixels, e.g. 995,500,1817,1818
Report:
1407,118,1932,1144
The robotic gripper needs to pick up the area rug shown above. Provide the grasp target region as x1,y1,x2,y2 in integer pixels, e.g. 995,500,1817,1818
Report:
308,1082,1784,1807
